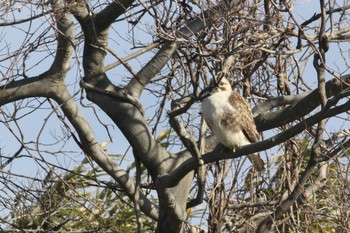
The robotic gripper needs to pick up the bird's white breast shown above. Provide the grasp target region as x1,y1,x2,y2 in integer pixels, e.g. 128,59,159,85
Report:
201,91,250,149
201,91,231,118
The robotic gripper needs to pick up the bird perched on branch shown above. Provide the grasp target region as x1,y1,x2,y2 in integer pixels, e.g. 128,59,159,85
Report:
201,77,264,172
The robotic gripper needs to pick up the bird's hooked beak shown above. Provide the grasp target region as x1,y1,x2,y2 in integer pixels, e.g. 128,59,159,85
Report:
201,80,220,100
209,86,220,94
208,78,222,94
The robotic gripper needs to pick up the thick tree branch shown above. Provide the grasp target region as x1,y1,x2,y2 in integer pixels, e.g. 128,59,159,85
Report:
95,0,135,30
73,2,165,175
255,74,350,131
53,85,159,221
0,80,159,221
71,2,109,84
0,76,52,105
252,92,310,116
48,1,75,75
0,1,75,105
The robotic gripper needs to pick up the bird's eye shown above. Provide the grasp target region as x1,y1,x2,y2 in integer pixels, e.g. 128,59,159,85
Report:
219,82,224,86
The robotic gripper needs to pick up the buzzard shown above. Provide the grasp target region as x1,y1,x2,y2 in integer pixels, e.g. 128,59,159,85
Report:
201,77,264,172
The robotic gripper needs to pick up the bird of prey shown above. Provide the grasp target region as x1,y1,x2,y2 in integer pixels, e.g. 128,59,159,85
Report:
201,77,264,172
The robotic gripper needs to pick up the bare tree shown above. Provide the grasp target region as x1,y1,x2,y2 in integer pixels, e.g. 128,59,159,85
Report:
1,0,350,232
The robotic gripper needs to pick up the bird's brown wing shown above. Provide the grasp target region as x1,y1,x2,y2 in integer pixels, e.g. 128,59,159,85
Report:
228,92,259,143
229,92,264,172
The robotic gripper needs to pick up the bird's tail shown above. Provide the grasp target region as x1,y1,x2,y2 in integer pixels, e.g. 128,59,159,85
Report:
247,153,265,172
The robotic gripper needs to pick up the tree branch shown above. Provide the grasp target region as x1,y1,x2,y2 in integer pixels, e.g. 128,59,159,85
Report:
0,76,54,105
0,1,75,105
53,85,159,221
48,0,75,75
95,0,135,30
252,92,310,117
255,74,350,131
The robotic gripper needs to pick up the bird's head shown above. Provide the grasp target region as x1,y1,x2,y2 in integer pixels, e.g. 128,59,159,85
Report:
210,77,232,93
200,76,233,101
